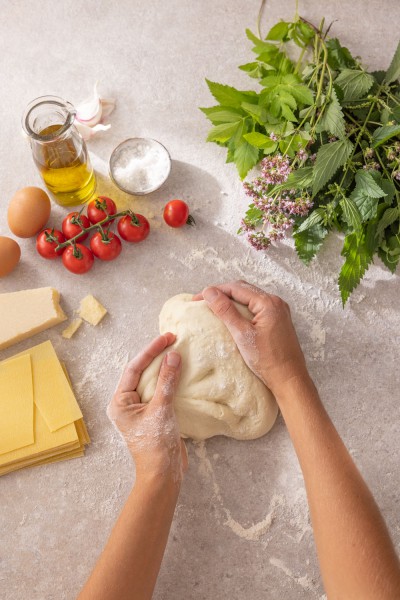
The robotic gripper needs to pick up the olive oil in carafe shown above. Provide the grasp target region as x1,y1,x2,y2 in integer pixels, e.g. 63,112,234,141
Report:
34,124,96,206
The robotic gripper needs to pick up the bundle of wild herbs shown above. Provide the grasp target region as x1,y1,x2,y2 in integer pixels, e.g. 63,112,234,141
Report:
201,9,400,305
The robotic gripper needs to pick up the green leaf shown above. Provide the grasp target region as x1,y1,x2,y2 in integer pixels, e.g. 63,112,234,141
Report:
205,80,257,108
384,40,400,84
294,224,328,264
338,232,372,306
245,29,279,56
281,103,297,122
312,139,353,195
241,102,266,123
243,132,277,150
200,106,244,123
317,87,346,138
335,69,375,101
234,141,260,179
378,246,399,273
350,192,379,222
326,38,357,71
296,208,326,233
242,204,263,227
340,196,362,229
377,207,400,235
280,166,314,189
266,21,290,41
206,121,243,143
371,124,400,148
353,169,387,198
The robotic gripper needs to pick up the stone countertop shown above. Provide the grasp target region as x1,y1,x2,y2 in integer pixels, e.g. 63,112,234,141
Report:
0,1,399,599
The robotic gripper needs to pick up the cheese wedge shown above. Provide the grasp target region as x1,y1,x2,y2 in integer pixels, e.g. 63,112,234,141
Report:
0,287,66,351
78,294,107,326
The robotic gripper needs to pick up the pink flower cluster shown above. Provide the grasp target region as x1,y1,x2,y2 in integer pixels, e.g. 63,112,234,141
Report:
242,154,313,251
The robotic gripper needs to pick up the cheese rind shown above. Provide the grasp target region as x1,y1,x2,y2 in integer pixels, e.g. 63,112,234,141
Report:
0,287,66,351
78,294,107,326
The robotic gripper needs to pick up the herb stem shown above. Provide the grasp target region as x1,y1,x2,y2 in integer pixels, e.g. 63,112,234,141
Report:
256,0,267,39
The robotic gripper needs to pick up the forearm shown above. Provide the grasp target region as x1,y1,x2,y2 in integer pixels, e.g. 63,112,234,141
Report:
275,375,400,600
78,475,180,600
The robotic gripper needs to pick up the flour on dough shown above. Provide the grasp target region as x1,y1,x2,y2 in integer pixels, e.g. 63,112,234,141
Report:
137,293,278,441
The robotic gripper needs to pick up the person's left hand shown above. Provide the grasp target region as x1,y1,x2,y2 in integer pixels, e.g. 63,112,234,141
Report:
107,333,188,485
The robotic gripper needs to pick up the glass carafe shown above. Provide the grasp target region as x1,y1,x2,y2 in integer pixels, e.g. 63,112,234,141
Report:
22,95,96,206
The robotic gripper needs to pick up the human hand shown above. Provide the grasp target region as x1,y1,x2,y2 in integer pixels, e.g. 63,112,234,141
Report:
194,280,309,396
107,333,188,484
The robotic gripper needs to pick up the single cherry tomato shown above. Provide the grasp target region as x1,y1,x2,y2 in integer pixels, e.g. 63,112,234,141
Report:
90,231,122,261
36,228,66,259
163,199,194,228
62,212,90,241
87,196,117,225
117,213,150,243
62,244,94,274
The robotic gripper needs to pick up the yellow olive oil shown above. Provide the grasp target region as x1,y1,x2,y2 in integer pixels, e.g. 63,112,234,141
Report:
33,124,96,206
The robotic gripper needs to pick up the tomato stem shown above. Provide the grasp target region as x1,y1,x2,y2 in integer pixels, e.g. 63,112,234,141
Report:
55,209,138,251
186,214,196,226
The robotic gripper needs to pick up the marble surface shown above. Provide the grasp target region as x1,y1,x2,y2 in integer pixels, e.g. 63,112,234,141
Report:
0,1,399,598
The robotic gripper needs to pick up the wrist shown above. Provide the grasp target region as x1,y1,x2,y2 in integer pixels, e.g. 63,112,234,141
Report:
134,468,183,494
271,372,317,406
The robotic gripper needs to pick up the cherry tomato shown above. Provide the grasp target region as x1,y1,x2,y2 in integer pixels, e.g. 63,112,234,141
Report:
62,244,94,274
90,231,122,261
87,196,117,224
62,212,90,241
36,228,66,259
117,213,150,243
163,199,194,228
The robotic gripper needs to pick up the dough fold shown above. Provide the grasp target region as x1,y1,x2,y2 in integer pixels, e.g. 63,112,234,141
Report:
137,293,278,441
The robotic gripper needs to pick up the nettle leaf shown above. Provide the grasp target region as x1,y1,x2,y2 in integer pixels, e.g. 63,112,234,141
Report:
280,166,314,189
347,170,386,222
296,208,326,233
326,38,357,70
207,121,243,143
335,69,375,101
384,40,400,84
372,124,400,148
243,132,277,151
317,87,346,138
338,232,373,306
378,246,399,273
294,224,328,264
377,207,400,235
354,169,387,198
281,103,297,122
312,139,353,195
200,106,244,124
234,141,260,179
340,196,362,229
205,80,258,108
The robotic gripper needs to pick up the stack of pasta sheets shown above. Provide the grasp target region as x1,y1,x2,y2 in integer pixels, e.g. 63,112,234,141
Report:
0,340,89,476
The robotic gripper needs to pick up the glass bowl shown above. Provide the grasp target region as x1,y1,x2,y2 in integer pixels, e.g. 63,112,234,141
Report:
109,137,171,195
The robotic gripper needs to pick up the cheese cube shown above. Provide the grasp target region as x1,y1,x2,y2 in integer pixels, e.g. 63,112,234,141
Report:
78,295,107,326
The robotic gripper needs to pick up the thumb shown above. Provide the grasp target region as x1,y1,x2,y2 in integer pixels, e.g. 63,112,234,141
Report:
153,351,181,406
202,287,249,337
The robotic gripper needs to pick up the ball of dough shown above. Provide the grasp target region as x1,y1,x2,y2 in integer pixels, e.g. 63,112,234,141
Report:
137,293,278,441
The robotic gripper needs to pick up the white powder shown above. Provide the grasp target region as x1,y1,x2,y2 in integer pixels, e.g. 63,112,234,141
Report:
112,139,170,193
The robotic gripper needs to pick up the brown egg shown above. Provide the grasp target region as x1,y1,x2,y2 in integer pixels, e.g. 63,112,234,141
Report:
0,236,21,277
8,186,51,238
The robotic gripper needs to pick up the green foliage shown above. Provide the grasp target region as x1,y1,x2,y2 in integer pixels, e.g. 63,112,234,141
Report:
201,12,400,305
334,69,375,101
384,40,400,84
316,87,346,138
312,139,353,195
338,232,372,306
294,224,328,264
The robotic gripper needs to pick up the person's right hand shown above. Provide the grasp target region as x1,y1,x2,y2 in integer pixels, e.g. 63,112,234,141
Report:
194,280,309,396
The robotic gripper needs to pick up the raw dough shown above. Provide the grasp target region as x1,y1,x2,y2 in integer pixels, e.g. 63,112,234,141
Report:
137,293,278,440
